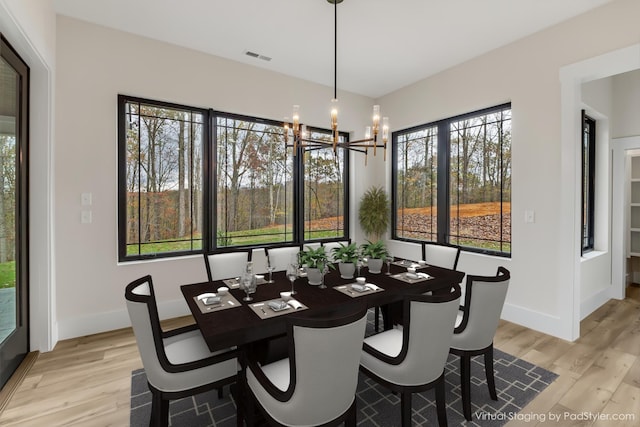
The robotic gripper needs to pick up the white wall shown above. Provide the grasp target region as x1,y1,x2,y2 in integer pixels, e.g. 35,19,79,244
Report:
0,0,56,351
612,70,640,138
54,16,378,340
379,0,640,340
52,0,640,343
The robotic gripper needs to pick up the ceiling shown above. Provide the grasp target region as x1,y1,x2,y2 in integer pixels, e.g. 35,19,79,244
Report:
53,0,613,98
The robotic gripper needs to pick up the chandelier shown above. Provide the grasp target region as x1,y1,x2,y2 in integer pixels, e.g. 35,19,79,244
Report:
284,0,389,164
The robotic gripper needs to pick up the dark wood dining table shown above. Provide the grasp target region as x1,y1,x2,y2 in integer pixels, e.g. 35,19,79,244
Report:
181,260,465,353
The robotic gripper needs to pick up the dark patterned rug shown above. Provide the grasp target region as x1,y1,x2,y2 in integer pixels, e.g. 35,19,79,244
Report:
131,311,557,426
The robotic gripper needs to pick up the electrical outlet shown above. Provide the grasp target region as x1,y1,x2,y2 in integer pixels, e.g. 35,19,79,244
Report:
81,210,92,224
524,210,535,223
81,192,92,206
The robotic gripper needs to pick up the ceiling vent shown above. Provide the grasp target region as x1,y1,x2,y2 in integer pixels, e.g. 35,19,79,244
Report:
245,51,271,62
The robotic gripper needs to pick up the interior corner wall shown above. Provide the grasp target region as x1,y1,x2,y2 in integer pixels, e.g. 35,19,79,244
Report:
378,0,640,340
53,15,377,341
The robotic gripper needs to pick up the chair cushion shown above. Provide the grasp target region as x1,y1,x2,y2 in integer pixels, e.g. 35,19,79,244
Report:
258,358,290,392
164,329,232,364
363,328,403,357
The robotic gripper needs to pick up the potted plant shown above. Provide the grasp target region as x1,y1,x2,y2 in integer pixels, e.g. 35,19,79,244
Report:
360,240,386,274
299,246,334,285
331,242,358,279
358,186,390,242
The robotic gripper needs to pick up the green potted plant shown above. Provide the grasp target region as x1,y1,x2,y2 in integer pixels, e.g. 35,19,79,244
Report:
331,242,358,279
360,240,386,274
299,246,334,285
358,186,390,242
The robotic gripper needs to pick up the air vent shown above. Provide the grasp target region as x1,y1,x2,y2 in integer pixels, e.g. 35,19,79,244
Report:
245,51,272,62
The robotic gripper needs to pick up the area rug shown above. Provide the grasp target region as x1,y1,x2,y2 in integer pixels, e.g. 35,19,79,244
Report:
131,312,557,426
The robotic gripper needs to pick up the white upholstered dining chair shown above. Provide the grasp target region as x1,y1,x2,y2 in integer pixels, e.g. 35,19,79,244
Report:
359,285,461,427
265,245,301,272
449,266,510,421
422,242,461,270
125,275,238,427
240,305,368,426
203,250,250,281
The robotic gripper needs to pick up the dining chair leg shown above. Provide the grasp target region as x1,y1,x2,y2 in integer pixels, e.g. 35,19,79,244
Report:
400,390,412,427
150,389,169,427
484,345,498,400
345,401,357,427
374,307,380,332
435,375,448,427
460,354,472,421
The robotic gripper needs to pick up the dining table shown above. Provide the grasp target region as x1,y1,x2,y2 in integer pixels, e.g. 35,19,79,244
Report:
180,259,465,353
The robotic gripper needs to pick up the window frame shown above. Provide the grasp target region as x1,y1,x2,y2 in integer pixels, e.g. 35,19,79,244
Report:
391,103,512,258
581,111,596,254
118,95,350,262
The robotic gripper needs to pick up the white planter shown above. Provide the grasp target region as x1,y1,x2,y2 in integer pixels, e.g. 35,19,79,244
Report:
338,262,356,279
305,267,323,285
367,258,383,274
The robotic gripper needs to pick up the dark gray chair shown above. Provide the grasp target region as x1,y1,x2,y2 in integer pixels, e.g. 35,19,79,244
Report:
449,266,510,421
125,275,237,427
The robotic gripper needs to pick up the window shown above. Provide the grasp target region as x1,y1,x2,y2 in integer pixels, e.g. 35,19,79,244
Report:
118,96,349,261
393,104,511,256
581,111,595,253
118,97,205,259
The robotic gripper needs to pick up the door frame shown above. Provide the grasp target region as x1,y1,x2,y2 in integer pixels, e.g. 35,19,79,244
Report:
0,33,29,389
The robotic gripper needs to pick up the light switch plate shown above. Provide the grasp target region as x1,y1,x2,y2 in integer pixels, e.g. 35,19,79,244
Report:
81,210,92,224
81,192,92,206
524,210,535,223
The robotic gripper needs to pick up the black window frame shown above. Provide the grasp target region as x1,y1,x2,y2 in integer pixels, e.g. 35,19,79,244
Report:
391,103,512,258
581,111,596,254
118,95,350,262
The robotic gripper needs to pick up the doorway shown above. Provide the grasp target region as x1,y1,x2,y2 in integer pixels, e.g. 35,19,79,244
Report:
0,34,29,390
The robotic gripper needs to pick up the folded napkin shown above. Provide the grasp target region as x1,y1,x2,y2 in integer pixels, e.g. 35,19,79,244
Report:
268,300,289,311
287,299,304,310
405,273,420,280
365,284,381,291
417,272,431,279
351,284,368,292
197,292,217,300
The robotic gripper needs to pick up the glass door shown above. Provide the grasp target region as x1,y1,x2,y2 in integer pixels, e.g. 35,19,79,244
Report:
0,34,29,390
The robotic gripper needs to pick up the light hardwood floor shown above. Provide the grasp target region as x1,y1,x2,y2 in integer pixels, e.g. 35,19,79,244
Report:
0,288,638,426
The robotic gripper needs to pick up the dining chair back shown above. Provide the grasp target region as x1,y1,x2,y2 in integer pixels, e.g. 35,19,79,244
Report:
204,250,250,281
125,275,237,427
422,242,461,270
450,266,510,421
359,285,461,426
265,245,301,272
242,305,368,426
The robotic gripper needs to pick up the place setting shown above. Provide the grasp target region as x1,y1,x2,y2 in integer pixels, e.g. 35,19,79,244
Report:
335,276,384,298
391,266,433,284
249,291,308,319
193,286,241,314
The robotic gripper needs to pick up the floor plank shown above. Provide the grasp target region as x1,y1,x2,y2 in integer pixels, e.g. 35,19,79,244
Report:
1,292,639,426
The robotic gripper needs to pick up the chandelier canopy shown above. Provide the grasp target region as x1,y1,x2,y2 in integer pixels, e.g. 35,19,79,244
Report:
284,0,389,163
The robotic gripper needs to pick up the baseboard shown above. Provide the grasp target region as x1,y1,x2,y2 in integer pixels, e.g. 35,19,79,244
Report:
56,298,191,341
0,351,39,414
580,286,614,320
501,302,569,340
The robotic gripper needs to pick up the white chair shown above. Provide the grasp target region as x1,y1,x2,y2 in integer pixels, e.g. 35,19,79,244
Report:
322,240,351,262
360,285,461,427
203,250,250,281
265,245,301,272
422,242,461,270
240,305,368,426
125,275,237,427
450,266,510,421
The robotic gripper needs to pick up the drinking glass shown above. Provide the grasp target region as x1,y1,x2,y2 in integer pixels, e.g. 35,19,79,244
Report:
266,265,275,284
286,263,298,295
385,252,394,275
319,263,329,289
240,276,256,302
356,252,364,277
